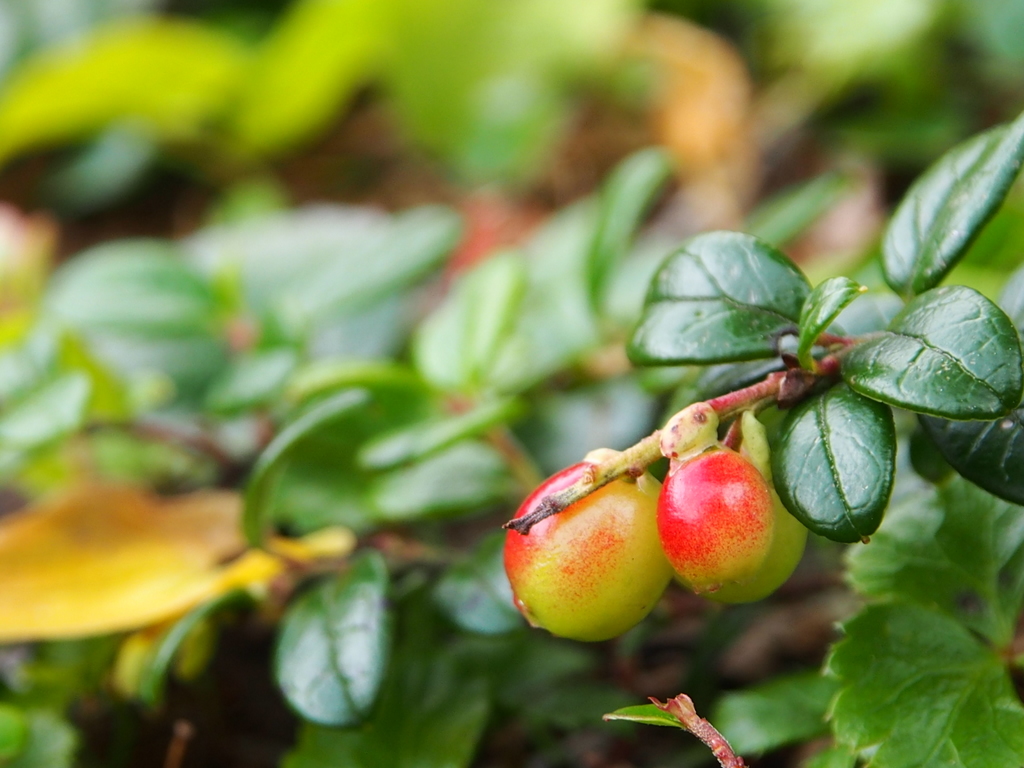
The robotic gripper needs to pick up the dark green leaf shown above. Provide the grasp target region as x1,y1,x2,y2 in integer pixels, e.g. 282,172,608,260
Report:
601,704,683,729
773,385,895,543
883,108,1024,296
434,532,521,635
244,388,370,545
367,441,513,522
0,705,27,762
5,710,77,768
413,252,527,393
849,478,1024,645
283,647,489,768
745,171,852,246
920,410,1024,505
797,277,865,368
713,672,837,755
842,286,1023,418
628,231,809,365
588,147,672,312
275,552,391,727
829,604,1024,768
137,590,251,707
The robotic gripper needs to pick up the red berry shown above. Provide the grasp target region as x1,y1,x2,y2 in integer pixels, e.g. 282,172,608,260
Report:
504,463,672,641
657,449,775,593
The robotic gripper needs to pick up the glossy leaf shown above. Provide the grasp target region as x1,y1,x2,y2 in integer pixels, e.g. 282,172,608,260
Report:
0,19,247,165
588,147,672,312
829,604,1024,768
842,285,1023,418
244,389,370,544
883,108,1024,296
284,635,489,768
920,410,1024,505
413,252,527,393
831,290,903,336
601,704,683,729
849,478,1024,646
713,672,837,755
628,231,810,365
773,385,895,543
433,532,521,635
275,552,391,727
797,276,865,368
359,398,522,470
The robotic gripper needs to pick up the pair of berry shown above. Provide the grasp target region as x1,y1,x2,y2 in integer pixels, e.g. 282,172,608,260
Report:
503,407,807,641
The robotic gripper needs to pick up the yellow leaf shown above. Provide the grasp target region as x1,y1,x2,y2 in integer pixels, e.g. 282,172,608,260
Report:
0,485,351,642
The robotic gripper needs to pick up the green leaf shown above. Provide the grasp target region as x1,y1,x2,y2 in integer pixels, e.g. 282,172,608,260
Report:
714,672,837,756
919,410,1024,505
829,603,1024,768
45,239,225,401
773,385,895,543
137,590,251,708
244,388,370,545
367,441,513,522
841,286,1023,419
275,552,391,727
797,277,865,368
803,745,858,768
5,710,77,768
283,646,489,768
0,19,247,165
883,108,1024,296
848,478,1024,646
187,204,460,338
413,252,527,393
0,704,27,762
433,532,522,635
601,703,683,729
745,171,852,246
628,231,810,365
832,290,903,336
230,0,386,155
359,398,522,470
0,374,90,453
204,348,297,415
588,147,672,312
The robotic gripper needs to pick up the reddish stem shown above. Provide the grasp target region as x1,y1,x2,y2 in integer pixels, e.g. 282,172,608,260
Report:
706,372,785,420
650,695,746,768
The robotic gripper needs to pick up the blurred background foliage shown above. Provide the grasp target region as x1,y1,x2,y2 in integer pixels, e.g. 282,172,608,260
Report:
1,0,1024,766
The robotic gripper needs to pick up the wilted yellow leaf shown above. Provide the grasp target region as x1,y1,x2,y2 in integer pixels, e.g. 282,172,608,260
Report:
0,485,353,642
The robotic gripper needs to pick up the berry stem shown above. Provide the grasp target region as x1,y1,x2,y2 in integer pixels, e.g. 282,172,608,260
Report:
705,372,786,420
503,431,662,535
650,694,746,768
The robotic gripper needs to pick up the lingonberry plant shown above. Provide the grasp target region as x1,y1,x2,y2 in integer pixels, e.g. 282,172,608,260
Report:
505,107,1024,767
